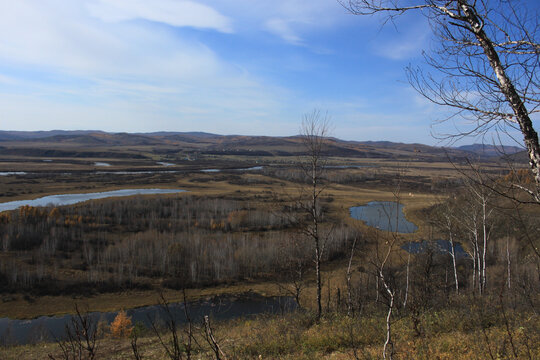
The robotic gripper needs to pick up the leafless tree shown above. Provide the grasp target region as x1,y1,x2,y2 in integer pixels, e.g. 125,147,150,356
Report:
203,316,227,360
343,0,540,184
377,239,397,360
148,293,183,360
48,304,98,360
298,109,332,320
346,236,358,316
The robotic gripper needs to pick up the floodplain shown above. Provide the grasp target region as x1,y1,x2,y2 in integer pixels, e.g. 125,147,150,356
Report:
0,132,537,359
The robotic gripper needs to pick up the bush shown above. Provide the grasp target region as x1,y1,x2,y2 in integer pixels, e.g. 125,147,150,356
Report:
110,310,133,338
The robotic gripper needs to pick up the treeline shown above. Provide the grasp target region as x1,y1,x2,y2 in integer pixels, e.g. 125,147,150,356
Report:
262,166,462,192
0,195,358,295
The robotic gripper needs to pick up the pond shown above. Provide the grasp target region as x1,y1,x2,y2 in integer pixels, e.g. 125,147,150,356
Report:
0,294,296,345
0,189,185,212
402,240,469,259
349,201,418,233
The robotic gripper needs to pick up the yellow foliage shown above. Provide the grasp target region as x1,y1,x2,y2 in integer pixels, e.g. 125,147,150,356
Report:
503,168,534,184
48,207,60,219
110,310,133,338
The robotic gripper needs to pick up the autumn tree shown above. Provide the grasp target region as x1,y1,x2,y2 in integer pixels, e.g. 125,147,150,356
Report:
110,310,133,338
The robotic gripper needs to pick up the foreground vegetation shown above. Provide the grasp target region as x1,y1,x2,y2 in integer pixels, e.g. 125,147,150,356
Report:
3,296,538,359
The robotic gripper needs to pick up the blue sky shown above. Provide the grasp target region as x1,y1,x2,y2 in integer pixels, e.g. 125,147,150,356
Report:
0,0,537,145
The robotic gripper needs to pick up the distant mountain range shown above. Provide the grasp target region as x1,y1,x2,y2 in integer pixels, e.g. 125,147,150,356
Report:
0,130,526,161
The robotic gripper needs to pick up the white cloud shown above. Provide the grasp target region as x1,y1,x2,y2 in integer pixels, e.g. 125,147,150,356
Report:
87,0,233,33
201,0,350,44
0,1,225,79
264,18,303,44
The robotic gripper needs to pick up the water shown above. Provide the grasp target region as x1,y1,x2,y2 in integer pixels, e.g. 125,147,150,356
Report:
157,162,175,167
0,172,27,176
324,165,371,169
94,162,111,167
200,166,263,173
0,294,296,345
0,189,185,212
349,201,418,233
402,240,469,259
0,166,264,177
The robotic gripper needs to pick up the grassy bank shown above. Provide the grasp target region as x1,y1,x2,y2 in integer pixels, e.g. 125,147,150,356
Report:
4,301,538,359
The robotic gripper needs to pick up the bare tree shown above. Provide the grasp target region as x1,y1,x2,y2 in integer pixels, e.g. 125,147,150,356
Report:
203,316,227,360
346,236,358,316
343,0,540,184
48,304,98,360
298,109,332,321
377,239,397,360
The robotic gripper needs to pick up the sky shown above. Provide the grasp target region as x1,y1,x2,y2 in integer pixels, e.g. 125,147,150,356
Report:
0,0,537,145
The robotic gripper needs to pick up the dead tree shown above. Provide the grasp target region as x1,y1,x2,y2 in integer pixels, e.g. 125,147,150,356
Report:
343,0,540,184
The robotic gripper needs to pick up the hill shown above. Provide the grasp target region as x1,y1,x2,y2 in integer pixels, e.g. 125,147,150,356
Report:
0,130,526,163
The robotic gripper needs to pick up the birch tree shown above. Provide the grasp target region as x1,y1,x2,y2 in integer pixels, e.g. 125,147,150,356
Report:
343,0,540,184
298,109,331,321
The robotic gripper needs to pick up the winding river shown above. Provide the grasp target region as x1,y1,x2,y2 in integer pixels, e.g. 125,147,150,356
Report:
0,294,295,345
0,189,185,212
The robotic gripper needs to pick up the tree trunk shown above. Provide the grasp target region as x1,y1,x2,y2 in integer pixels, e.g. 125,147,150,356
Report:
381,271,394,360
450,235,459,294
403,251,410,307
482,199,488,292
507,237,511,290
346,237,357,316
459,0,540,184
313,157,322,321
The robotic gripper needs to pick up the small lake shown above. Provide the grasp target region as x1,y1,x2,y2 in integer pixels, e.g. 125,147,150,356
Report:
0,294,296,345
94,162,111,167
402,240,469,259
350,201,418,233
0,189,185,212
